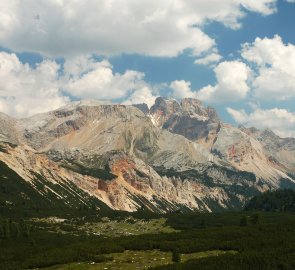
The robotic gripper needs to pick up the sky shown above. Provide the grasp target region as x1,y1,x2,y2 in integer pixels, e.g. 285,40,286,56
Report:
0,0,295,137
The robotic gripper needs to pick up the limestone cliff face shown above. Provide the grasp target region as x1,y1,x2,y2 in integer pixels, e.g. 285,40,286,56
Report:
149,98,294,185
0,98,294,213
240,127,295,177
0,142,247,213
149,97,220,142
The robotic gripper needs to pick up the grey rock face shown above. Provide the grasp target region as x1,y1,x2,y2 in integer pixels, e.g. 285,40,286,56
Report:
132,103,149,115
241,127,295,176
0,113,19,145
150,97,220,141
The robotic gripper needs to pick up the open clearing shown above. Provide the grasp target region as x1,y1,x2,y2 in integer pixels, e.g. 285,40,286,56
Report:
46,250,237,270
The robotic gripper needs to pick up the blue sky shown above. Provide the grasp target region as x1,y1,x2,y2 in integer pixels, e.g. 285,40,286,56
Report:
0,0,294,137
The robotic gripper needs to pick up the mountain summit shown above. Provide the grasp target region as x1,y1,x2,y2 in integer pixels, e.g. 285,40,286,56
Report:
1,98,294,213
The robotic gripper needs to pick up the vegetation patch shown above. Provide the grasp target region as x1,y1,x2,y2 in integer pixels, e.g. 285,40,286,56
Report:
245,189,295,212
61,161,117,180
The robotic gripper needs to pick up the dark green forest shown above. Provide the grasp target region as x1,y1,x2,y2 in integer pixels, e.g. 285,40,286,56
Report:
245,189,295,212
0,211,295,270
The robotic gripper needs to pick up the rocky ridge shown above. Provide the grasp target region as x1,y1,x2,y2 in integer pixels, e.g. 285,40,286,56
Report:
0,97,294,213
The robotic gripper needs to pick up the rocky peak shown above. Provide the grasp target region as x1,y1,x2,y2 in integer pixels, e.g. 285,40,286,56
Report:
150,97,181,116
149,97,181,127
239,126,260,137
149,97,220,141
149,97,220,125
180,98,205,115
14,102,149,152
180,98,219,122
206,106,219,122
261,129,278,139
132,103,149,115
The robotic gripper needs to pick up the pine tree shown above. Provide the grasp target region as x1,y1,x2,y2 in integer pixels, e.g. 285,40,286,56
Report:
250,213,260,225
200,219,207,228
23,224,30,238
3,219,10,239
172,251,181,263
0,222,4,238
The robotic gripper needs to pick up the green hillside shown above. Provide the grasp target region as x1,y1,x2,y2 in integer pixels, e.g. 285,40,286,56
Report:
0,160,111,218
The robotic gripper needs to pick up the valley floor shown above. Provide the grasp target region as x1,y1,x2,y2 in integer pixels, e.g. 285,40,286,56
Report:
1,211,295,270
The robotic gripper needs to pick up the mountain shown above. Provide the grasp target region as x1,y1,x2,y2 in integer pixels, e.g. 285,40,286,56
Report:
149,98,295,184
0,98,294,215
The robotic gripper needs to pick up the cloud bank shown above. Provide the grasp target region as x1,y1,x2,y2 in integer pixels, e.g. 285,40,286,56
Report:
0,0,277,58
0,53,155,117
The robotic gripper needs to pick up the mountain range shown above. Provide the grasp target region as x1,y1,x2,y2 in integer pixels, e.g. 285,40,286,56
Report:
1,97,295,214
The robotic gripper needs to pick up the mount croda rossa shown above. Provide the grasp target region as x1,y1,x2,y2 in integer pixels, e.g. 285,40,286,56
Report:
1,97,295,214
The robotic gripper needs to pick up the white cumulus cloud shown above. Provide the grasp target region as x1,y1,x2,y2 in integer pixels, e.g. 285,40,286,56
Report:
63,56,148,100
194,52,222,65
123,87,157,108
0,52,68,117
227,107,295,138
197,61,251,103
241,35,295,100
170,80,197,99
